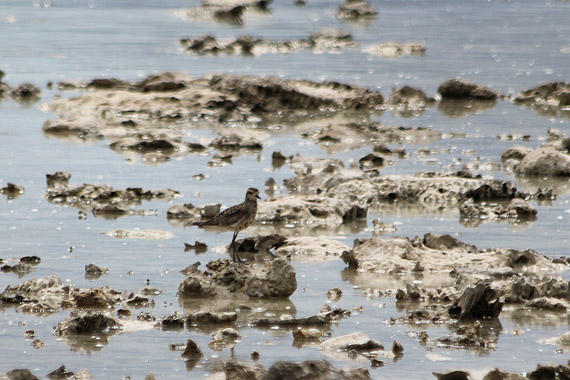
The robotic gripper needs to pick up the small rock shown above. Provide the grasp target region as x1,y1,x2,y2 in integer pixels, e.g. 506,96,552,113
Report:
392,341,404,354
438,78,499,100
448,282,503,320
1,183,25,199
326,287,343,301
482,368,527,380
181,338,203,371
433,370,472,380
223,360,267,380
370,358,386,368
161,314,185,330
181,338,203,359
47,365,75,379
4,369,40,380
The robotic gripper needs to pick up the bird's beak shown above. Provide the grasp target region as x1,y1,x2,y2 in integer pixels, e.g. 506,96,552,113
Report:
256,194,261,199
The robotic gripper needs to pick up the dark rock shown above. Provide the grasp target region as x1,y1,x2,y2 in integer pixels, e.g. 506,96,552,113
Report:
4,369,40,380
1,183,25,199
264,359,371,380
84,264,108,278
54,311,121,336
47,365,74,379
186,311,238,326
434,320,497,349
88,78,130,89
423,233,474,250
392,340,404,354
181,338,203,358
72,287,120,308
514,81,570,116
337,0,377,20
359,153,384,169
527,363,570,380
210,133,263,150
235,234,287,254
252,308,350,327
181,338,203,370
438,78,499,100
388,85,436,115
459,198,537,226
11,83,41,102
433,370,472,380
482,369,527,380
181,29,357,56
209,74,384,115
140,81,186,92
224,360,267,380
449,282,503,320
45,171,179,215
161,314,185,330
177,258,296,299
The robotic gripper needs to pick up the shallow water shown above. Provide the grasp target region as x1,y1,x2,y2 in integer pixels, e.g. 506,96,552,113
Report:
1,0,570,379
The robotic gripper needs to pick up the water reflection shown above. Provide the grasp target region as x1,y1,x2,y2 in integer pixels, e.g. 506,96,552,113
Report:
438,98,498,118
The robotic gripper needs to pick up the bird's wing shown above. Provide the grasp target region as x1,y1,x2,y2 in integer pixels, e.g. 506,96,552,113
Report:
200,204,247,227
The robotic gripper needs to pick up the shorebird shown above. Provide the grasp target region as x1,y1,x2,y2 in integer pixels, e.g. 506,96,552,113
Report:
192,187,260,263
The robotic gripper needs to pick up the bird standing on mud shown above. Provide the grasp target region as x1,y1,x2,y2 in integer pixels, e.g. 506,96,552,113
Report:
193,187,261,264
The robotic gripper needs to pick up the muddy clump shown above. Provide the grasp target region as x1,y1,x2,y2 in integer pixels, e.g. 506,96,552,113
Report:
513,81,570,117
177,258,296,299
10,82,41,103
54,311,122,353
0,72,41,103
251,307,351,328
177,0,272,26
341,233,561,276
273,236,350,261
363,42,426,59
459,198,537,228
337,0,377,21
438,78,500,101
266,359,371,380
301,121,441,153
208,359,371,380
43,72,385,162
448,282,503,320
387,86,436,116
437,78,500,118
503,145,570,177
1,256,41,278
1,183,25,199
283,159,549,216
181,29,357,56
186,311,238,328
257,194,367,227
320,332,395,363
233,234,287,256
0,274,152,314
45,171,179,217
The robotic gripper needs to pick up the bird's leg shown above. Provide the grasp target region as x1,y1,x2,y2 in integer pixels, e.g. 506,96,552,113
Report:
229,232,238,262
230,231,247,264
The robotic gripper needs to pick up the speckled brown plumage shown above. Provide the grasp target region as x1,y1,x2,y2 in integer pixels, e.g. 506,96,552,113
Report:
193,187,260,263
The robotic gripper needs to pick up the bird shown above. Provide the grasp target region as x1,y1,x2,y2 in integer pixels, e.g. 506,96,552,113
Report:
192,187,261,264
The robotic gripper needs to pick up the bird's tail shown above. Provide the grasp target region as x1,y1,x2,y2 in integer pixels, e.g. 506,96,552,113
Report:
192,221,204,227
